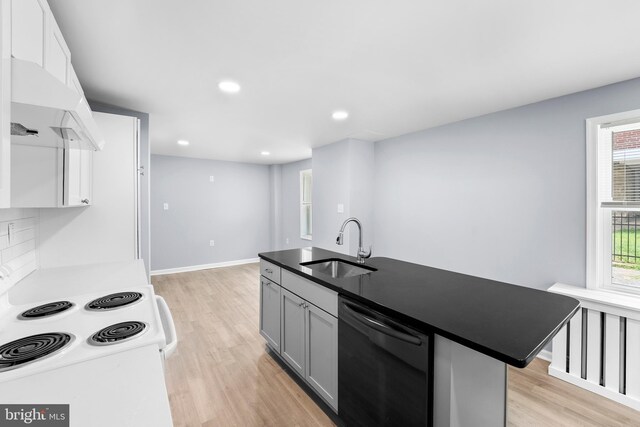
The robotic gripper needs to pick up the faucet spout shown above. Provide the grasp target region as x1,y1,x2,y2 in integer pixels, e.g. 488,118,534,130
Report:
336,217,372,264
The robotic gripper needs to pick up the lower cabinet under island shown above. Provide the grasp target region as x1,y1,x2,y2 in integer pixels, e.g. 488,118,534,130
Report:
258,257,518,427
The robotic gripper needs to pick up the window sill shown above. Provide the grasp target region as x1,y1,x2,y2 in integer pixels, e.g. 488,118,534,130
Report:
300,235,312,241
549,282,640,318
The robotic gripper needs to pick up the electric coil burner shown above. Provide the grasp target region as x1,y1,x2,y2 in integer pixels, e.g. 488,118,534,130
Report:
18,301,74,319
0,333,73,372
85,292,143,311
89,321,147,346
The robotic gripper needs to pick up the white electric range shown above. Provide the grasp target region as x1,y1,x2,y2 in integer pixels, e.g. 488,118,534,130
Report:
0,261,176,427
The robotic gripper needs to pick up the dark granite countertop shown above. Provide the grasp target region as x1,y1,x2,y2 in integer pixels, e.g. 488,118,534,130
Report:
258,247,579,368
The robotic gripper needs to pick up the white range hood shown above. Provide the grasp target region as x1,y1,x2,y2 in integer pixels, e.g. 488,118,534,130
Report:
10,58,104,151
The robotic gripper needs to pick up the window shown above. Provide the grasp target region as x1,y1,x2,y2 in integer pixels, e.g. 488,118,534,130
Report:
587,110,640,294
300,169,312,240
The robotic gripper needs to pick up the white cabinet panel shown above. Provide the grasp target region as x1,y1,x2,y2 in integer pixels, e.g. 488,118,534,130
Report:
586,310,602,385
68,66,83,95
46,25,69,84
569,308,583,378
259,278,280,352
64,147,92,206
11,0,45,66
11,145,60,207
306,303,338,410
281,288,305,376
604,313,621,393
627,319,640,399
0,0,11,208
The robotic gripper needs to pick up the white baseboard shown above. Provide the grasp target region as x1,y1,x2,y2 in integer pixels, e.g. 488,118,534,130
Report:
536,349,552,362
151,258,259,276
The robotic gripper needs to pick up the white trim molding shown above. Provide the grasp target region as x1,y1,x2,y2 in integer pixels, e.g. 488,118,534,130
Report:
150,257,259,276
548,282,640,412
586,109,640,291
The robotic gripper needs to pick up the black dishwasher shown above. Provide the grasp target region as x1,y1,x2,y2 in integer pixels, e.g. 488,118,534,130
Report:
338,296,433,427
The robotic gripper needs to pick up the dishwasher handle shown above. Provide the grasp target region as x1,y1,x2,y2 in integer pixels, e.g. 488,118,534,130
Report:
341,301,422,346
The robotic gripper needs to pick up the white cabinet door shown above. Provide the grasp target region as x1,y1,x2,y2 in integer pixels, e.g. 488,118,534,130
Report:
281,288,306,377
0,0,12,208
11,0,45,66
11,145,60,207
260,278,281,352
306,303,338,410
45,20,70,84
64,147,92,206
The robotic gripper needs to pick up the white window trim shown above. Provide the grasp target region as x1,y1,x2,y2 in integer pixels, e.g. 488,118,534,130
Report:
586,108,640,296
300,169,312,240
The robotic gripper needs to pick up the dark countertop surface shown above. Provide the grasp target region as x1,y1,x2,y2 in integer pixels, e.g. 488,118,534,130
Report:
258,247,579,368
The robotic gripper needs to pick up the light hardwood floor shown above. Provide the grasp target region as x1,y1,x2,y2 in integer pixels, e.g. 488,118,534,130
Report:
152,263,640,426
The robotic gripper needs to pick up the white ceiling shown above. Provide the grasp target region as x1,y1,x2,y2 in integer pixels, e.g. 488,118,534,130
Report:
49,0,640,164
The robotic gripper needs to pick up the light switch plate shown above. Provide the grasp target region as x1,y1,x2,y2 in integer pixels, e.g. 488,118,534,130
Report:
337,204,344,213
210,176,215,183
163,203,169,210
209,240,215,247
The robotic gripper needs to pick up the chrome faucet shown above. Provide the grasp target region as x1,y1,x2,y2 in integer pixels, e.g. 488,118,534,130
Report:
336,217,372,264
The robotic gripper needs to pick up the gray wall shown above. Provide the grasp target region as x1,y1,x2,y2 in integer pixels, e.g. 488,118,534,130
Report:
313,140,354,254
150,155,270,272
89,100,151,278
280,158,312,250
269,164,282,250
373,77,640,291
312,139,375,255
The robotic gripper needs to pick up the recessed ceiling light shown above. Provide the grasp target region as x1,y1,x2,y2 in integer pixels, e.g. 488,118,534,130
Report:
261,151,270,156
332,110,349,120
218,81,241,93
177,140,189,146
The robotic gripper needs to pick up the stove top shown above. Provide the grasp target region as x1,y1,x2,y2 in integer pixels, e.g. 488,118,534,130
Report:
0,285,166,382
18,301,74,319
90,321,147,346
0,333,73,372
85,292,143,311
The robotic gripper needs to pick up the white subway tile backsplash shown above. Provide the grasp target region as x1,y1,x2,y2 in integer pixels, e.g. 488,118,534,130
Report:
0,208,39,295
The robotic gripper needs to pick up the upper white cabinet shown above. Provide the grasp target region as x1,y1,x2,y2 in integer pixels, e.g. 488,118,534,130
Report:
0,0,12,208
64,146,92,206
12,0,70,86
10,0,45,67
11,144,92,208
5,0,101,208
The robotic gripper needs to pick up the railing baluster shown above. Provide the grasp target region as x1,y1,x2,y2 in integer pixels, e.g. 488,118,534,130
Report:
627,213,630,264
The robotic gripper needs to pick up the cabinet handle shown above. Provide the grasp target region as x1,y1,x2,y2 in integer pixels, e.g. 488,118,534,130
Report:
265,268,273,274
81,199,90,204
298,302,305,307
263,281,270,287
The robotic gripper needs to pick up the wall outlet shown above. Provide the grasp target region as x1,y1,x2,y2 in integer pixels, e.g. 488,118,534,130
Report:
163,203,169,210
337,204,344,213
209,176,215,183
209,240,215,247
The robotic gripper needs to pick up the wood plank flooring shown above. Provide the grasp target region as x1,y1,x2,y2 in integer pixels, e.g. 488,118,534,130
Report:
152,263,640,426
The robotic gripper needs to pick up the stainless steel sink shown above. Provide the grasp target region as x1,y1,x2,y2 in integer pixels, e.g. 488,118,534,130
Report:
300,259,377,278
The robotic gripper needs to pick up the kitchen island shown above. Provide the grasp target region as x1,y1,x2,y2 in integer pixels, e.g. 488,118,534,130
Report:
258,247,579,426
